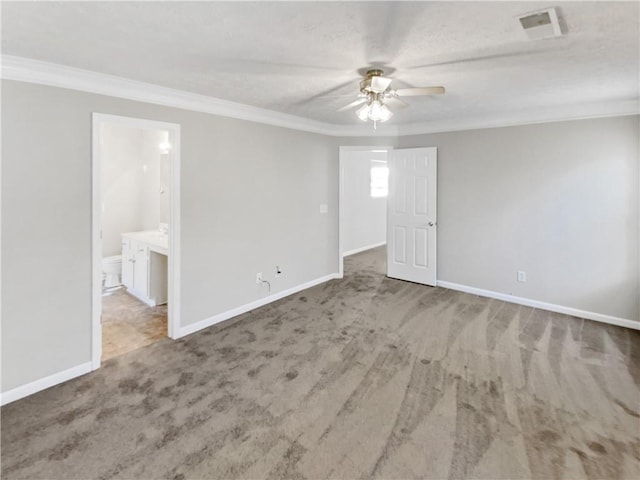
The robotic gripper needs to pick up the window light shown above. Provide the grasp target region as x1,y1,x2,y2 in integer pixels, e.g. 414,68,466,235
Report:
370,166,389,198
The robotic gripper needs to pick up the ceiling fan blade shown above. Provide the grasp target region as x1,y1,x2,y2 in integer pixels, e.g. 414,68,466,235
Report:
395,86,445,96
294,78,358,106
385,97,408,109
337,97,367,112
211,58,345,76
407,43,559,70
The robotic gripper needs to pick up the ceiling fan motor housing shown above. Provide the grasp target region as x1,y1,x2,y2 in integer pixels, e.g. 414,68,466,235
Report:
360,69,392,94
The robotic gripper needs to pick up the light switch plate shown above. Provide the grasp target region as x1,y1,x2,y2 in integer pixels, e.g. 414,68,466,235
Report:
319,204,328,214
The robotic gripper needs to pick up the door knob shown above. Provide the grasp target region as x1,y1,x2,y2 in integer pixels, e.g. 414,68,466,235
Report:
428,221,436,227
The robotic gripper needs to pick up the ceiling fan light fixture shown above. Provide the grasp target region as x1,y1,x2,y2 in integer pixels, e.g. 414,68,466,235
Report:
369,100,383,119
336,67,446,126
369,100,392,122
356,103,370,121
356,98,393,124
379,104,393,122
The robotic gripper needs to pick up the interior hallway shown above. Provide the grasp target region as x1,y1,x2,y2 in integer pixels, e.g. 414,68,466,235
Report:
2,247,638,479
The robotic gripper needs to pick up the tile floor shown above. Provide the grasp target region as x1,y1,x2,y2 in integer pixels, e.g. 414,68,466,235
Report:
101,288,167,361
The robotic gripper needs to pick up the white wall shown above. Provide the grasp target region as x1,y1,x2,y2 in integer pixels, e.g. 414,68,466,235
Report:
1,80,339,393
397,115,639,322
101,124,166,257
101,124,142,257
139,129,168,231
341,149,388,254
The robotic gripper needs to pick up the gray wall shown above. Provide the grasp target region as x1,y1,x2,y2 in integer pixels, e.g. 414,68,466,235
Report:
342,149,388,253
1,80,339,392
397,116,639,321
1,78,638,395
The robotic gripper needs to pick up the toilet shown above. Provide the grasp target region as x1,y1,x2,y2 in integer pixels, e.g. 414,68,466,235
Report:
102,255,122,288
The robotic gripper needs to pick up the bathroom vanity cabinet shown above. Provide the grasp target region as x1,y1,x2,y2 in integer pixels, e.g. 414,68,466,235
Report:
121,231,168,307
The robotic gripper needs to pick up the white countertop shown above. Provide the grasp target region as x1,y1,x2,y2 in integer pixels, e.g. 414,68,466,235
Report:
122,230,169,255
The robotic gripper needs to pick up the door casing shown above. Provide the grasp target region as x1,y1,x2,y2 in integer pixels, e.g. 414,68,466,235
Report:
91,113,181,370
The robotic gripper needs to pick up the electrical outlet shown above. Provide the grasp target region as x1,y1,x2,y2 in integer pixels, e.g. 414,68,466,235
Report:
275,266,282,278
517,271,526,282
256,272,263,284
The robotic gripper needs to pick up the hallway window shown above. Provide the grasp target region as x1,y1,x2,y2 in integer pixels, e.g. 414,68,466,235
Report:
370,165,389,198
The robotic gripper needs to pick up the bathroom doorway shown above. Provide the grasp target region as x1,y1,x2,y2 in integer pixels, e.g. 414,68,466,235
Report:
91,114,180,369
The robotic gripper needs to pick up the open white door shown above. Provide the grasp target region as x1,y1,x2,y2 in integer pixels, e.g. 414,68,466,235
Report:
387,147,437,285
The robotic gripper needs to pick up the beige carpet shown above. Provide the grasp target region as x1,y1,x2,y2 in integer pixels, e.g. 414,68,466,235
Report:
2,247,639,479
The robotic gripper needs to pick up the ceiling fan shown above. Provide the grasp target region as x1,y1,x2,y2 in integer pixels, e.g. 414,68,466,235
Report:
338,69,445,127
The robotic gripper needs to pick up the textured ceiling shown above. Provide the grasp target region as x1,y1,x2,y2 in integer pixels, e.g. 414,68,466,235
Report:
2,1,638,125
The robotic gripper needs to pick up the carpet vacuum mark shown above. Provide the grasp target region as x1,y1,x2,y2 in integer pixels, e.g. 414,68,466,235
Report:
2,247,639,479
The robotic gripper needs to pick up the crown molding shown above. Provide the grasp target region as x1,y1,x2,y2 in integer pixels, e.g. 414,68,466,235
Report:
392,99,640,137
2,55,638,138
0,55,340,135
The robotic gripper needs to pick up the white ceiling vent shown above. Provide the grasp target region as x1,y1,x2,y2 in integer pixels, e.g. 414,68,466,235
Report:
518,7,562,40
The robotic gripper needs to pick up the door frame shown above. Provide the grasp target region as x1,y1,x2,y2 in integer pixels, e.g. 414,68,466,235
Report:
338,145,393,278
91,113,181,370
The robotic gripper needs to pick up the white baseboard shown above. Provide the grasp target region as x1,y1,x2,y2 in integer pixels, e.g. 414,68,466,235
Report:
343,242,387,257
436,280,639,330
6,276,633,407
1,362,92,406
0,273,337,405
178,273,341,338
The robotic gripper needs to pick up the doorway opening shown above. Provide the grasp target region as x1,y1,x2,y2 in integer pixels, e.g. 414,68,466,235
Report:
339,145,437,285
91,114,180,369
338,146,391,278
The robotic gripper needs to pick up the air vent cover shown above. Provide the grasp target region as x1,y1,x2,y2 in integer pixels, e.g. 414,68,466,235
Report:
518,7,562,40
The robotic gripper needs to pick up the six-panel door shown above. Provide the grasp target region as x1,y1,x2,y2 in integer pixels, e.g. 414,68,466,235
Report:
386,147,437,286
